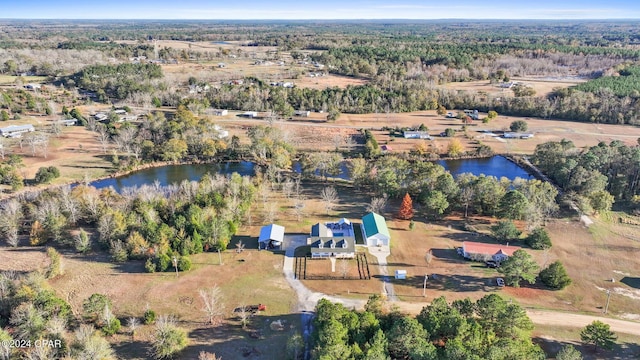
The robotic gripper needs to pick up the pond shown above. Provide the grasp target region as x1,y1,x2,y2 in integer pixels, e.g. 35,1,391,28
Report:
438,156,532,181
89,156,532,191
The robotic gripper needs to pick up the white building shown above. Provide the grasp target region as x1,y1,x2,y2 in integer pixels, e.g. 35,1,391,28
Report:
403,131,431,139
0,124,35,138
258,224,285,250
361,212,390,247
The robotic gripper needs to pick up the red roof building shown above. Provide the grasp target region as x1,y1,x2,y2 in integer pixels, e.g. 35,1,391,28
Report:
462,241,521,262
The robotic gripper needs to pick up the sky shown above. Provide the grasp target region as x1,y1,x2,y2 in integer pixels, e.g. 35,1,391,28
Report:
3,0,640,20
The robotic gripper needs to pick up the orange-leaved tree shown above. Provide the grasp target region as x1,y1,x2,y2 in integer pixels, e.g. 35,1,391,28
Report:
398,193,414,220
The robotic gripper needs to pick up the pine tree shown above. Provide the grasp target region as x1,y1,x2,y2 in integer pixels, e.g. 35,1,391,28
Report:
398,193,414,220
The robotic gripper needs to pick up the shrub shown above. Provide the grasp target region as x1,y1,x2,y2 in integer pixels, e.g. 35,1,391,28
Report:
34,166,61,184
539,261,572,290
74,229,91,253
509,120,528,132
178,256,192,271
525,227,552,249
145,258,156,273
144,309,157,325
491,220,521,242
102,317,121,336
83,294,112,321
156,253,171,272
45,247,62,279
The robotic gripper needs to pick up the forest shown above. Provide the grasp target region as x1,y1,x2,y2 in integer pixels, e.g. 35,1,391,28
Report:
311,295,545,360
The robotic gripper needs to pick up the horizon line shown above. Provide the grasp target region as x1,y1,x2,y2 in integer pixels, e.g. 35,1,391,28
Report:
1,18,640,21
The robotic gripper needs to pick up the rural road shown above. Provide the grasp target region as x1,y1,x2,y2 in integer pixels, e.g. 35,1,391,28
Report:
282,244,640,336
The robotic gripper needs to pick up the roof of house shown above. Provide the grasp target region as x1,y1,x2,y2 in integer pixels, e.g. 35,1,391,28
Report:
258,224,285,243
308,237,355,254
311,223,332,237
462,241,521,257
337,218,351,226
0,124,35,133
362,212,390,239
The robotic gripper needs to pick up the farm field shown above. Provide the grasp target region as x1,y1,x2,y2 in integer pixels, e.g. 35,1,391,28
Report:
0,240,297,359
444,77,586,98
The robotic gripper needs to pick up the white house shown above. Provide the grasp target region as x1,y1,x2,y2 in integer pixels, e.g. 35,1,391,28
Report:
0,124,35,138
361,212,390,247
258,224,285,249
212,109,228,116
294,110,310,117
403,131,431,139
308,237,355,259
240,111,258,118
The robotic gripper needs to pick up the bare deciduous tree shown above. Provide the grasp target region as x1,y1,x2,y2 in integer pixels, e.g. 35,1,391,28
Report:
0,199,22,247
236,304,250,329
367,194,388,214
199,351,222,360
199,285,225,325
320,186,339,215
96,125,111,154
127,317,139,340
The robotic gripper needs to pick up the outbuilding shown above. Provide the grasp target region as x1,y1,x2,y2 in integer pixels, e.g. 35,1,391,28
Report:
362,212,390,247
258,224,285,249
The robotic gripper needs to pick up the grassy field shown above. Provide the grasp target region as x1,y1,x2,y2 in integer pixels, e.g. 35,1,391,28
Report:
0,75,48,85
0,237,297,359
444,77,586,98
533,324,640,360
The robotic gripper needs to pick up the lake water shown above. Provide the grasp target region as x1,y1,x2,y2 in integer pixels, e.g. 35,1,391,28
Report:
438,156,532,181
89,156,531,191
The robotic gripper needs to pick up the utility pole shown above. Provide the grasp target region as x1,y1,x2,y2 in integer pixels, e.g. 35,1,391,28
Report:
423,274,428,297
172,256,178,277
604,290,611,314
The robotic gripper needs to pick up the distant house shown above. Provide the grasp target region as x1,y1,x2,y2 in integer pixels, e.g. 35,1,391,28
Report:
0,124,35,138
461,241,521,262
403,131,431,139
464,109,479,120
361,212,390,247
503,132,534,139
308,219,356,258
294,110,310,117
212,125,229,138
258,224,285,249
24,83,41,91
240,111,258,118
212,109,228,116
58,119,77,126
218,62,226,68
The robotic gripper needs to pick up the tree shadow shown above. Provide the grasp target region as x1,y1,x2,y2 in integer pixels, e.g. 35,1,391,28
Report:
534,336,640,360
620,276,640,289
387,274,493,293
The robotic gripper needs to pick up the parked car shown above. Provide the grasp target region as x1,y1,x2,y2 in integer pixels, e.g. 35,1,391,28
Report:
496,278,505,287
486,260,500,268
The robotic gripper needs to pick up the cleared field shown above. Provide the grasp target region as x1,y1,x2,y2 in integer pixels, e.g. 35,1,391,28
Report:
444,77,586,98
0,75,48,85
0,239,297,360
293,74,368,90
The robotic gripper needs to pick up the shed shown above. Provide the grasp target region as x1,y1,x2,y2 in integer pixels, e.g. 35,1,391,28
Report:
258,224,285,249
395,270,407,279
362,212,390,247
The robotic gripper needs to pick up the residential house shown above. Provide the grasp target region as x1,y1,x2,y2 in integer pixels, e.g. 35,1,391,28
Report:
294,110,310,117
361,212,390,247
212,109,228,116
258,224,285,249
0,124,35,138
461,241,521,262
308,219,356,258
403,131,431,139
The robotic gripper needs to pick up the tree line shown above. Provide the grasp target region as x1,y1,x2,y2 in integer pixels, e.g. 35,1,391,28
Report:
533,139,638,212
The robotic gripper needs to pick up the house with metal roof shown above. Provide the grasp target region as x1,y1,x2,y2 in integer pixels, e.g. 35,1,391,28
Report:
0,124,35,138
361,212,390,247
258,224,285,249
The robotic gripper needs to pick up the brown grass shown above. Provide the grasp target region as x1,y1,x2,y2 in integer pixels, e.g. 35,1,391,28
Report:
444,77,585,98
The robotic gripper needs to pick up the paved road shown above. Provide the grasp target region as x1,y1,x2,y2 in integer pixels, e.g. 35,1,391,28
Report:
282,246,640,337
